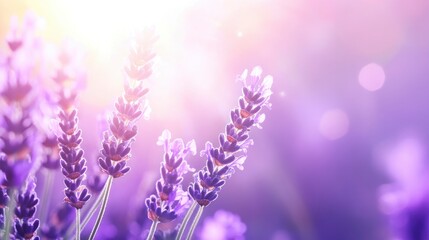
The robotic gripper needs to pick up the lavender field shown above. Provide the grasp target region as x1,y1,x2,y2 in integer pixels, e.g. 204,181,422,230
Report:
1,0,429,239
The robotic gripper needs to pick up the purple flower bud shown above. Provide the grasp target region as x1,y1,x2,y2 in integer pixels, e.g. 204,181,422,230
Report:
101,140,131,162
188,183,218,207
145,195,177,223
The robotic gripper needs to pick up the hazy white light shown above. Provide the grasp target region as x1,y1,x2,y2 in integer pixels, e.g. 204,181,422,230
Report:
382,138,425,187
59,0,197,53
237,31,243,37
319,109,349,140
359,63,385,91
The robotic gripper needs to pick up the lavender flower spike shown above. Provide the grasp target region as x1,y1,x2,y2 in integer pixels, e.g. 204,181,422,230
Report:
98,28,157,178
55,46,90,210
188,66,272,208
182,67,272,240
14,180,40,240
58,109,90,209
146,130,196,223
89,28,157,240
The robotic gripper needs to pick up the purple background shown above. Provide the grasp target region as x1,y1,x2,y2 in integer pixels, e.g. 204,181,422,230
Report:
2,0,429,239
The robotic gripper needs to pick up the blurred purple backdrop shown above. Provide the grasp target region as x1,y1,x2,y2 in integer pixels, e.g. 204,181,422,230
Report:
2,0,429,239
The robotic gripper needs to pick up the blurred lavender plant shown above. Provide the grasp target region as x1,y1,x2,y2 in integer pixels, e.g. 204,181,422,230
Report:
178,67,273,239
379,138,429,240
0,13,46,238
40,203,74,239
0,16,38,189
88,28,157,240
145,130,196,239
198,210,246,240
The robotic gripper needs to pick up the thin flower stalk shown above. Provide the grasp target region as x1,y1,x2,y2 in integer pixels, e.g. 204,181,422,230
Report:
3,189,16,239
185,205,204,240
91,28,157,239
88,176,112,240
175,201,197,240
146,220,159,240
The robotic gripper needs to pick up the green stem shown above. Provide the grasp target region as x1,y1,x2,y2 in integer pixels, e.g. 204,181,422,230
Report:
146,220,159,240
65,181,108,238
185,205,204,240
39,170,54,224
175,201,197,240
3,188,16,239
88,176,113,240
76,208,81,240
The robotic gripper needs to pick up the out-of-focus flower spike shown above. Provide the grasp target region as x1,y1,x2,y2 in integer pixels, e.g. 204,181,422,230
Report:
14,179,40,240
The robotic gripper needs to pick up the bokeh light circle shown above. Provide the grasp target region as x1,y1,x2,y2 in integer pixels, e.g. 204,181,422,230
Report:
319,109,350,140
358,63,386,91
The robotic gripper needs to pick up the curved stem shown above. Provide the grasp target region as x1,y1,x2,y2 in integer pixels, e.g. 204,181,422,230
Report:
80,186,106,229
3,188,16,239
146,220,159,240
39,170,54,224
185,205,204,240
88,176,113,240
175,201,197,240
76,208,81,240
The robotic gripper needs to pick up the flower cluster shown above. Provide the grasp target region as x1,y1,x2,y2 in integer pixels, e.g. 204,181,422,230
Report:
14,181,40,240
146,130,196,223
189,67,273,207
98,28,156,178
1,13,275,240
0,19,38,188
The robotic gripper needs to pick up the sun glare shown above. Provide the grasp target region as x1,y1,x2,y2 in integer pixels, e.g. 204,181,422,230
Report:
51,0,197,52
